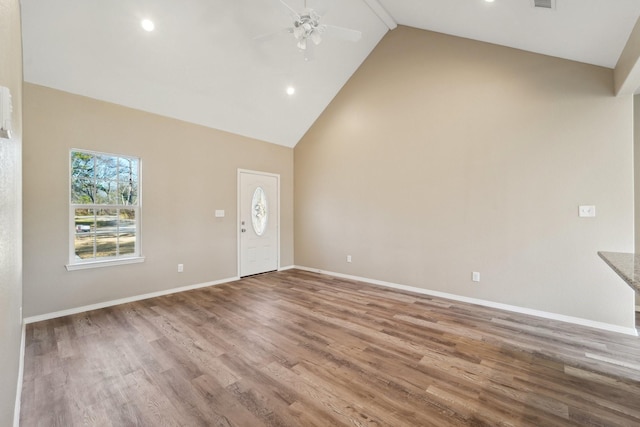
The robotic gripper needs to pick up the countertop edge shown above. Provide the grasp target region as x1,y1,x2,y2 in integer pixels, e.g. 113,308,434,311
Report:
597,251,640,294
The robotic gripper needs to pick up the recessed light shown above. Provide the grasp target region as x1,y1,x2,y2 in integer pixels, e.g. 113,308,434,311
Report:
141,19,155,32
286,86,295,96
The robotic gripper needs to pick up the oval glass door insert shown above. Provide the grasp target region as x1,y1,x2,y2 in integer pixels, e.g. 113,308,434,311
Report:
251,186,268,236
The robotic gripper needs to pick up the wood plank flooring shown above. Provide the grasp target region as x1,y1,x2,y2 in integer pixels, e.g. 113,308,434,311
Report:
20,269,640,426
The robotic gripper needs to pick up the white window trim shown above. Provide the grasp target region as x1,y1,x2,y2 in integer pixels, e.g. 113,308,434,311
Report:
65,256,145,271
68,148,143,270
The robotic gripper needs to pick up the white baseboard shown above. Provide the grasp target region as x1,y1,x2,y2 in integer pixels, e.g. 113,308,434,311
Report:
295,266,638,337
14,323,25,427
636,305,640,312
278,265,295,271
23,276,239,324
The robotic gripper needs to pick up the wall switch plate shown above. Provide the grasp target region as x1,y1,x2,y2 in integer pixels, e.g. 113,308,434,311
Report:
178,264,184,273
472,272,480,282
578,205,596,217
215,210,225,218
347,255,352,263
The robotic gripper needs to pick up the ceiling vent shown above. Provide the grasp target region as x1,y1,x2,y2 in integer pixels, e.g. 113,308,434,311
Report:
532,0,556,10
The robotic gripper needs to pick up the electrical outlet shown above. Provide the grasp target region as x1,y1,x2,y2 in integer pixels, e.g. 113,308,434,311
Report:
347,255,352,263
472,272,480,282
178,264,184,273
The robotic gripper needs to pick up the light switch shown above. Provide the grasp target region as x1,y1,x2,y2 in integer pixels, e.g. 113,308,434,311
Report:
215,210,225,218
578,205,596,217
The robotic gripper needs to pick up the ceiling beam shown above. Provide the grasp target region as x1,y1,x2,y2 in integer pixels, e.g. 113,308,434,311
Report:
361,0,397,30
614,16,640,96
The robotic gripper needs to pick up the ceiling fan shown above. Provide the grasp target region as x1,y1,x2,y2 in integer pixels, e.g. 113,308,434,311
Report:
259,0,362,60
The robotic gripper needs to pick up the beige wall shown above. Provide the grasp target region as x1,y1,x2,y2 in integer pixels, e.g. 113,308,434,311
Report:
614,17,640,97
23,84,293,317
295,26,636,329
0,0,23,424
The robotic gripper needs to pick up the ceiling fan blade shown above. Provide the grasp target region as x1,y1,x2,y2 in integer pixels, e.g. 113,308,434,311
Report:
324,24,362,43
253,27,293,42
276,0,301,20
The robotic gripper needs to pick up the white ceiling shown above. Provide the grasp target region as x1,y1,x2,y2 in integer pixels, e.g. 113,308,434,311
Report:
21,0,640,148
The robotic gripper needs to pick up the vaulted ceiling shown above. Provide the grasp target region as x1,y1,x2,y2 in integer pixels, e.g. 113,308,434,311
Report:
21,0,640,147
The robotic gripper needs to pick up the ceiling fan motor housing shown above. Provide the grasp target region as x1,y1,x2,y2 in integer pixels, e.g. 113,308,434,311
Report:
293,10,325,48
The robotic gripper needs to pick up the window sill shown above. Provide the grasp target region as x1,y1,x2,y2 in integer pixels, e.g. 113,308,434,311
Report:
65,256,145,271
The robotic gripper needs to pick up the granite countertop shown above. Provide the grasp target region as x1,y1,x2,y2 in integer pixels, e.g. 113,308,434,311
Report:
598,251,640,295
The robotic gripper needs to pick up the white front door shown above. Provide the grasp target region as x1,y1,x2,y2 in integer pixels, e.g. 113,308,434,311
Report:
239,170,279,277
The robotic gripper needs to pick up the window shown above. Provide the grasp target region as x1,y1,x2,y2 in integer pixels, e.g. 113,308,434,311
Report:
67,149,143,270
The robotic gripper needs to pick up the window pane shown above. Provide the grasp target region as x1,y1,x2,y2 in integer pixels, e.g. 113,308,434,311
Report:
252,186,268,236
118,157,138,181
95,233,118,258
71,178,95,204
95,180,118,204
71,151,95,204
119,233,135,255
75,233,95,259
119,209,136,255
118,181,137,205
95,209,118,258
74,208,95,259
71,152,94,181
119,209,135,230
118,157,138,205
74,208,95,233
95,155,118,181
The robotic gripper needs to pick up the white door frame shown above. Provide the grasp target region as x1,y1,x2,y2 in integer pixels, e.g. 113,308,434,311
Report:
237,169,281,277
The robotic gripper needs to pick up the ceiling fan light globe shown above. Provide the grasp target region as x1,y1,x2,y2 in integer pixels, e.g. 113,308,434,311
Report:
311,32,322,45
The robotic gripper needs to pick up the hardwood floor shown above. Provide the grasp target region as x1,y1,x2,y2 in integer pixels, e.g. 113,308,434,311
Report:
21,269,640,426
